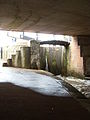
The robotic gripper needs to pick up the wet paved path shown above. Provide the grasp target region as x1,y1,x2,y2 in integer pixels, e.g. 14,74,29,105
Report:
0,67,70,97
0,67,90,120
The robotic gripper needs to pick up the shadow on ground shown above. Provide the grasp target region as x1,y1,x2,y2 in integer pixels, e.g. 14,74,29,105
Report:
0,83,90,120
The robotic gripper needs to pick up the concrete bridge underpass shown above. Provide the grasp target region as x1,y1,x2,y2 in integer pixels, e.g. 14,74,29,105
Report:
0,0,90,119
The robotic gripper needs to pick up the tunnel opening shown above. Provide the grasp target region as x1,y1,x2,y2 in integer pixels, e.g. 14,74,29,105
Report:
0,30,71,76
0,1,90,119
0,30,89,78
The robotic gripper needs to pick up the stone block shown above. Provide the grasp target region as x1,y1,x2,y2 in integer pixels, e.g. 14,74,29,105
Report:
7,59,12,67
16,51,21,68
12,55,16,67
21,47,30,69
30,40,40,69
2,62,8,67
40,47,46,70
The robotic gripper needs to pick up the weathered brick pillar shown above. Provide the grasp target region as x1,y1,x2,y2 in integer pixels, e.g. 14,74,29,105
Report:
15,51,21,68
20,47,30,69
67,36,84,78
30,40,40,69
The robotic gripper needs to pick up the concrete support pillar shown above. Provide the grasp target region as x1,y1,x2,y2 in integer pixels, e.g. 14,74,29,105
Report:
12,55,16,67
21,47,30,69
30,40,40,69
16,51,21,68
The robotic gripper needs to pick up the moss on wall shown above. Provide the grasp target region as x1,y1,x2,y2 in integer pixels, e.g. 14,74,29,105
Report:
66,46,70,75
40,47,46,70
62,47,67,76
46,47,63,75
52,58,57,74
67,70,84,79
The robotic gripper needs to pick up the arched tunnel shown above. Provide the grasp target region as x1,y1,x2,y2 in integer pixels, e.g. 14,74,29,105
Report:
0,0,90,120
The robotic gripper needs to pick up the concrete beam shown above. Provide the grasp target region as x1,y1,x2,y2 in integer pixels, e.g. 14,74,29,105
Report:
40,40,70,47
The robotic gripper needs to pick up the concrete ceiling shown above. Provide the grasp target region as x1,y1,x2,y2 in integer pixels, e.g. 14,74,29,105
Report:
0,0,90,35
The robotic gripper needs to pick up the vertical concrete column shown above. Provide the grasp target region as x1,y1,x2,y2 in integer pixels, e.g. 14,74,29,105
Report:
15,51,21,68
21,47,30,69
30,40,40,69
12,55,16,67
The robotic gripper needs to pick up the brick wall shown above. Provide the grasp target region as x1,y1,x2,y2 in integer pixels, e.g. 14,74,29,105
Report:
67,36,84,77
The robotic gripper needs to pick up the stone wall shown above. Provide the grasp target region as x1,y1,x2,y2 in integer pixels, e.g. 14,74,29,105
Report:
2,39,30,61
67,36,84,78
2,38,85,78
2,40,41,70
2,40,67,75
2,45,23,61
